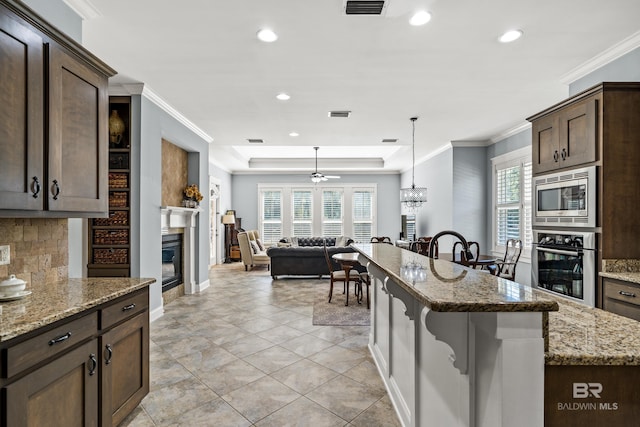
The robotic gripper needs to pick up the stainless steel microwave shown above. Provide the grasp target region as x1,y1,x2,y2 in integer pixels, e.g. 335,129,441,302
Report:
533,165,596,228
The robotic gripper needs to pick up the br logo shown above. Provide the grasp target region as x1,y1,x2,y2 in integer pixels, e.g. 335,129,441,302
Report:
573,383,603,398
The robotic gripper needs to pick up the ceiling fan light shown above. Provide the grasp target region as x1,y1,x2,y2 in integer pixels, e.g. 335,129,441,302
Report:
311,176,323,183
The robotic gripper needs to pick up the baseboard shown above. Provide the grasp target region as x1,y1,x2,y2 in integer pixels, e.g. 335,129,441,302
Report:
149,305,164,323
197,279,210,293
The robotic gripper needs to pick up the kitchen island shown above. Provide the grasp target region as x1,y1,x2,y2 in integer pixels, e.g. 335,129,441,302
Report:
353,243,640,427
0,277,155,426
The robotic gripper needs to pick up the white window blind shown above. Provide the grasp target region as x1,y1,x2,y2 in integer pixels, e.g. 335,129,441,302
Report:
292,190,313,237
493,150,533,252
322,190,343,237
353,190,373,243
261,190,282,243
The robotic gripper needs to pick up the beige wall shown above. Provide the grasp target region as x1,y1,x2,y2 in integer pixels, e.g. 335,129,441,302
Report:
0,218,68,287
161,139,188,207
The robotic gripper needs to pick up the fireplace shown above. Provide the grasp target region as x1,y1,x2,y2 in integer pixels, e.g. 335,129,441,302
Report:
162,234,183,292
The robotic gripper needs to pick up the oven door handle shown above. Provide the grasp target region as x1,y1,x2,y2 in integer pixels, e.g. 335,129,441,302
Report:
535,247,581,257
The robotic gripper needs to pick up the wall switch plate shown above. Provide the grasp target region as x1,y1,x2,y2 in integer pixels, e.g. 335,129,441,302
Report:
0,245,9,265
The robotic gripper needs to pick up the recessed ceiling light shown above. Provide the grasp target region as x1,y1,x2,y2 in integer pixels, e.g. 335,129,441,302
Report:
257,28,278,42
499,29,523,43
289,132,299,137
409,11,431,26
276,93,290,100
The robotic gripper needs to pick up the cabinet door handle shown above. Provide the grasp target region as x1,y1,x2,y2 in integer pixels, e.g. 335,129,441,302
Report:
561,148,567,160
48,331,72,346
619,290,636,298
122,303,136,311
88,353,97,376
105,344,113,365
553,150,559,162
52,180,60,200
32,176,41,198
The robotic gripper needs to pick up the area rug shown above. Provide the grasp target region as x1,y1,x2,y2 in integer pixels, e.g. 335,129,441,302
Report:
312,292,370,326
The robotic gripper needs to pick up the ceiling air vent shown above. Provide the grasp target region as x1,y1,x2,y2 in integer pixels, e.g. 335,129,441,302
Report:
247,139,264,143
328,110,351,118
381,138,398,143
344,1,386,15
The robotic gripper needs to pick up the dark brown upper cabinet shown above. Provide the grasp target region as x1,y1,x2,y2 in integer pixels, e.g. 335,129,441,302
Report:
0,0,115,217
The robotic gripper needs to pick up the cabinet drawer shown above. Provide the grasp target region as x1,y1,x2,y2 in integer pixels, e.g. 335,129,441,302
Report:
604,280,640,307
4,312,98,378
100,289,148,330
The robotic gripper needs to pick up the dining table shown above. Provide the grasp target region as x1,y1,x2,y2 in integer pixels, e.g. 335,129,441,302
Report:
438,252,497,270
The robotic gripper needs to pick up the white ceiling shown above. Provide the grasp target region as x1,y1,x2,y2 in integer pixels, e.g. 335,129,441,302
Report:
77,0,640,174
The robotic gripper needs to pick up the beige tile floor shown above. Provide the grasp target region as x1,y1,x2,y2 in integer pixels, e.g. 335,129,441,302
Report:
119,262,401,426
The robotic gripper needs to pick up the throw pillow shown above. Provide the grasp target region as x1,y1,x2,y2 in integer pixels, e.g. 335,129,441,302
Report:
277,242,291,247
250,240,260,254
290,237,299,246
256,238,265,251
336,236,346,247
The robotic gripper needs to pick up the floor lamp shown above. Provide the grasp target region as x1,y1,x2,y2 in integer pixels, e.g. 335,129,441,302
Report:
222,213,236,263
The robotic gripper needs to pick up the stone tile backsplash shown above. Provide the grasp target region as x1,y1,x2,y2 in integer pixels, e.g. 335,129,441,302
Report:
0,218,68,287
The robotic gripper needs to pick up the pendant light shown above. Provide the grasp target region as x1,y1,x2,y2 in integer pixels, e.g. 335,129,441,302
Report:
400,117,427,210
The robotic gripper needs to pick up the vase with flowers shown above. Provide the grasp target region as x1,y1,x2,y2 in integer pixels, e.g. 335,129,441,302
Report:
183,184,203,208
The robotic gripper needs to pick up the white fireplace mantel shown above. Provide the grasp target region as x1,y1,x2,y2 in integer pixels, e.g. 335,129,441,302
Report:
160,206,201,294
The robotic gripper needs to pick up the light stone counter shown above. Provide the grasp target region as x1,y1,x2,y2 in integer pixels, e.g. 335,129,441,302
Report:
0,277,155,342
354,243,559,312
600,271,640,285
545,294,640,365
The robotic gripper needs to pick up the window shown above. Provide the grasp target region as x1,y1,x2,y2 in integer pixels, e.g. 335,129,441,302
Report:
260,189,282,243
257,183,377,242
353,190,373,243
492,148,532,254
322,190,343,237
292,190,313,237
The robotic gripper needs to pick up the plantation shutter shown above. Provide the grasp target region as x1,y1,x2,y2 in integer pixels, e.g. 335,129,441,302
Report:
292,190,312,237
353,190,373,243
261,190,282,243
322,190,343,237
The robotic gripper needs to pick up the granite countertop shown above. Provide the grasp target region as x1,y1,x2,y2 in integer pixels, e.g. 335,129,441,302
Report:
0,277,155,342
545,293,640,366
599,271,640,285
353,243,559,313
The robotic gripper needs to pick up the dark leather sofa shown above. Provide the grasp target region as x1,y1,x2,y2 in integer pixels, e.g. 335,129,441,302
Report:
266,237,357,279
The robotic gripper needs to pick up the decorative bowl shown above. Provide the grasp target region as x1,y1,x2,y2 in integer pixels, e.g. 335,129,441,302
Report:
0,274,27,295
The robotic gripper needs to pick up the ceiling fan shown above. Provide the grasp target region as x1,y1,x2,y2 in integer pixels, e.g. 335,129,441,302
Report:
310,147,340,183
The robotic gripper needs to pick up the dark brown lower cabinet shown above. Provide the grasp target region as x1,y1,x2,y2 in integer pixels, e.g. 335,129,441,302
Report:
101,312,149,426
4,340,99,426
0,287,149,427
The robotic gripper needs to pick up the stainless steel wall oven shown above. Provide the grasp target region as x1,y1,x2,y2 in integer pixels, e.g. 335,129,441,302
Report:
532,230,596,306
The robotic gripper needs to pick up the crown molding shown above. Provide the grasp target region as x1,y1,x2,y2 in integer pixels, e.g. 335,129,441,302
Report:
108,83,213,143
450,140,492,148
489,121,531,144
62,0,101,20
560,30,640,85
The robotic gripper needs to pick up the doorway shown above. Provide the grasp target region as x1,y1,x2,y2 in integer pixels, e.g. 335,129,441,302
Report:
209,176,221,266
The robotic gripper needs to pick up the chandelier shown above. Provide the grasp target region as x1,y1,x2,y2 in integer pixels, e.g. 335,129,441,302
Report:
400,117,428,210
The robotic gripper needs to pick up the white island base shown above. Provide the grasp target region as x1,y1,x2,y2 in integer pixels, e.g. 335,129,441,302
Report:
366,263,546,427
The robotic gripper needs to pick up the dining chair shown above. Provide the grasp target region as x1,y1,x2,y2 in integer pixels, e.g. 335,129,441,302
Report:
324,242,360,304
411,236,438,256
487,239,523,280
452,240,480,268
370,236,392,244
